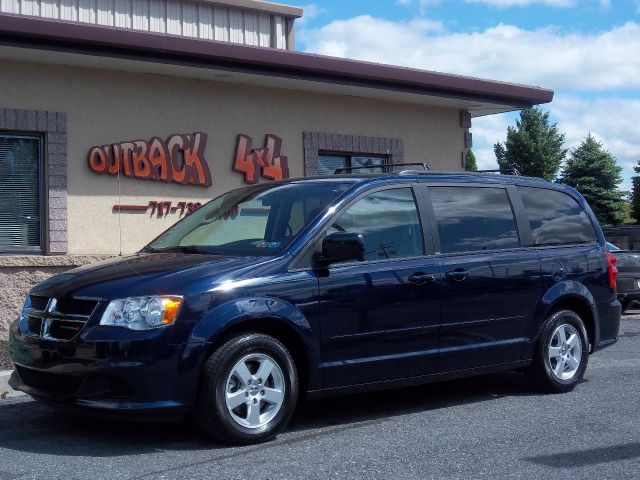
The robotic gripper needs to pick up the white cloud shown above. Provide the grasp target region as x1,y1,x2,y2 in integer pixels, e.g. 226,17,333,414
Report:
300,16,640,91
296,4,327,27
395,0,441,15
465,0,611,7
551,96,640,190
472,96,640,189
299,14,640,189
467,0,576,7
469,114,511,169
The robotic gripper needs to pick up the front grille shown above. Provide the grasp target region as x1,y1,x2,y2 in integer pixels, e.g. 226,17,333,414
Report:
23,297,99,341
49,320,85,340
29,295,49,311
27,316,43,335
16,365,83,395
55,298,98,316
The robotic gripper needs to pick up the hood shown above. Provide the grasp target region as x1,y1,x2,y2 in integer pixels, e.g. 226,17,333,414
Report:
30,252,286,300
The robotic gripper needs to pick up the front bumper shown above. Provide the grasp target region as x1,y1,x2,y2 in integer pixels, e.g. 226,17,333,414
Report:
8,320,206,418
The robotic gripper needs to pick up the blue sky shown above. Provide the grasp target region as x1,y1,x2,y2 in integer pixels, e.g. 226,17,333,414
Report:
293,0,640,191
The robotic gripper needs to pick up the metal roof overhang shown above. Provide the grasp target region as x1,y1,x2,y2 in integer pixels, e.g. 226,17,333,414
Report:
0,13,554,117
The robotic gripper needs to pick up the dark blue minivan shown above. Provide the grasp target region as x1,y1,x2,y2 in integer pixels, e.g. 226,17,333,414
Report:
9,171,621,444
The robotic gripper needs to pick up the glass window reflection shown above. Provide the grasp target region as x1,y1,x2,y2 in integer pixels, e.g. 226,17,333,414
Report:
429,187,519,254
330,188,424,261
518,187,597,246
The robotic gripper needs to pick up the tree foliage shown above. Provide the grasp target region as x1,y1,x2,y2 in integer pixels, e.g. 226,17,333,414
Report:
465,149,478,171
494,107,567,181
559,134,626,226
631,160,640,223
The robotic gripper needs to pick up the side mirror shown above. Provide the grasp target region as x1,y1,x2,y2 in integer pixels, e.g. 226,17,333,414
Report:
319,232,365,264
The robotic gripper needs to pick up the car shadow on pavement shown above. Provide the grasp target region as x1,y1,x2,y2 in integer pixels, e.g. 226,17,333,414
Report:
0,370,545,456
289,370,542,432
525,442,640,468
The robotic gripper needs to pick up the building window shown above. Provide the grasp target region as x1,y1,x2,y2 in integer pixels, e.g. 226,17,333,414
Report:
0,108,68,255
303,132,404,176
317,154,388,175
0,134,44,253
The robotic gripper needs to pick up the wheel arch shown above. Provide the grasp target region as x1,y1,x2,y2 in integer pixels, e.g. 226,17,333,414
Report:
537,282,599,353
191,297,320,397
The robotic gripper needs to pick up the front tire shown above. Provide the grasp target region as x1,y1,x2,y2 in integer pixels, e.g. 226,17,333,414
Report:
526,310,589,393
195,333,298,445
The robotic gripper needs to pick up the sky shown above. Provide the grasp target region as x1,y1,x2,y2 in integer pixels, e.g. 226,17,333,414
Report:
292,0,640,191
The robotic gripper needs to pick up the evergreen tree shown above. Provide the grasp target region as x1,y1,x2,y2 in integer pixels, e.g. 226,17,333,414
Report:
494,107,567,181
559,134,626,226
465,149,478,171
631,160,640,223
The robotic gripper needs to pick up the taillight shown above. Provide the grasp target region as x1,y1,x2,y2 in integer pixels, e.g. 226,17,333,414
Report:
605,251,618,289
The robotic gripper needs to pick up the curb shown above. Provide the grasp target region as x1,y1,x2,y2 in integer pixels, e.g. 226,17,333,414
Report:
0,369,24,399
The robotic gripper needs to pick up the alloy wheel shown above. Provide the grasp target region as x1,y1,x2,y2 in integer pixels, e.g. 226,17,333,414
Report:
547,323,583,381
224,353,285,429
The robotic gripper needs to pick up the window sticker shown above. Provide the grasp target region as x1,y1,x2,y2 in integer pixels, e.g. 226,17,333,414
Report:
251,241,282,248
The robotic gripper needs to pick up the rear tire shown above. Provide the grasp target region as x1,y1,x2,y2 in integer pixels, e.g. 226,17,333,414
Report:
526,310,589,393
195,333,298,445
621,299,635,313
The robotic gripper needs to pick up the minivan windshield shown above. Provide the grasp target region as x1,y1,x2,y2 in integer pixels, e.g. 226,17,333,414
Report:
144,180,355,256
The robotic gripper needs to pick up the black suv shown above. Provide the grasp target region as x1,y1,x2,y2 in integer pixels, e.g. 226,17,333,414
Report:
9,171,621,444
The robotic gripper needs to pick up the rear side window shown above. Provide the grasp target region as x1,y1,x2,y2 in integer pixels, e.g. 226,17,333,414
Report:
518,186,597,246
428,186,519,254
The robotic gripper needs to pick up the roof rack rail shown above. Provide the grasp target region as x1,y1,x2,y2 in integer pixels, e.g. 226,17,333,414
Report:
333,162,430,174
475,168,518,175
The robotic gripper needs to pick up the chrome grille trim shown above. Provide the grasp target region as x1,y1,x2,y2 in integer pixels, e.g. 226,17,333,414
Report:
22,297,99,341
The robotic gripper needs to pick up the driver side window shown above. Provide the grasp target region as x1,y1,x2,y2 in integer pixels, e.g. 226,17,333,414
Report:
330,187,424,261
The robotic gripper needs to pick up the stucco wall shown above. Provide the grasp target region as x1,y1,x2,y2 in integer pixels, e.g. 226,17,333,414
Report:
0,255,114,338
0,59,465,256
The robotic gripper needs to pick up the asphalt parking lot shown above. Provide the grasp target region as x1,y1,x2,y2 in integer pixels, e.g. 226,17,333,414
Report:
0,315,638,480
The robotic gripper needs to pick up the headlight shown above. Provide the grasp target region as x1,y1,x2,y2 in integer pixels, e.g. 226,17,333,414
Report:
99,296,183,330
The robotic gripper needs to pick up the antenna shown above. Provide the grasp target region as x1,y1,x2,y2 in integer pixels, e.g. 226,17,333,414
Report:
117,162,122,256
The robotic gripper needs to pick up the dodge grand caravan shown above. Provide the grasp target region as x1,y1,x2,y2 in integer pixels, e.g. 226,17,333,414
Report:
9,171,621,444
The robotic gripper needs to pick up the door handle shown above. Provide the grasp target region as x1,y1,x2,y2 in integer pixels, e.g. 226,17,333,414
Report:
408,272,436,285
445,270,469,281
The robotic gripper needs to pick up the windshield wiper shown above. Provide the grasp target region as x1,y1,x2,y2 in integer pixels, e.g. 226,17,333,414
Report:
141,245,208,254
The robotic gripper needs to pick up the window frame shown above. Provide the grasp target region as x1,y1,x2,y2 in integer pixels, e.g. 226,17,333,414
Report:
289,182,435,270
302,132,404,176
419,183,528,256
0,132,46,254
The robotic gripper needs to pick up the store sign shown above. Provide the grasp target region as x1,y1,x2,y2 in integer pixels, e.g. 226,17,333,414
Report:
233,134,289,184
113,200,203,217
88,132,212,187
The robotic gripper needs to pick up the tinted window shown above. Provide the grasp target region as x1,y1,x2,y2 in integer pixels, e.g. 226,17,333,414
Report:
518,187,597,246
429,186,519,253
603,231,640,250
329,188,424,261
147,181,353,256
